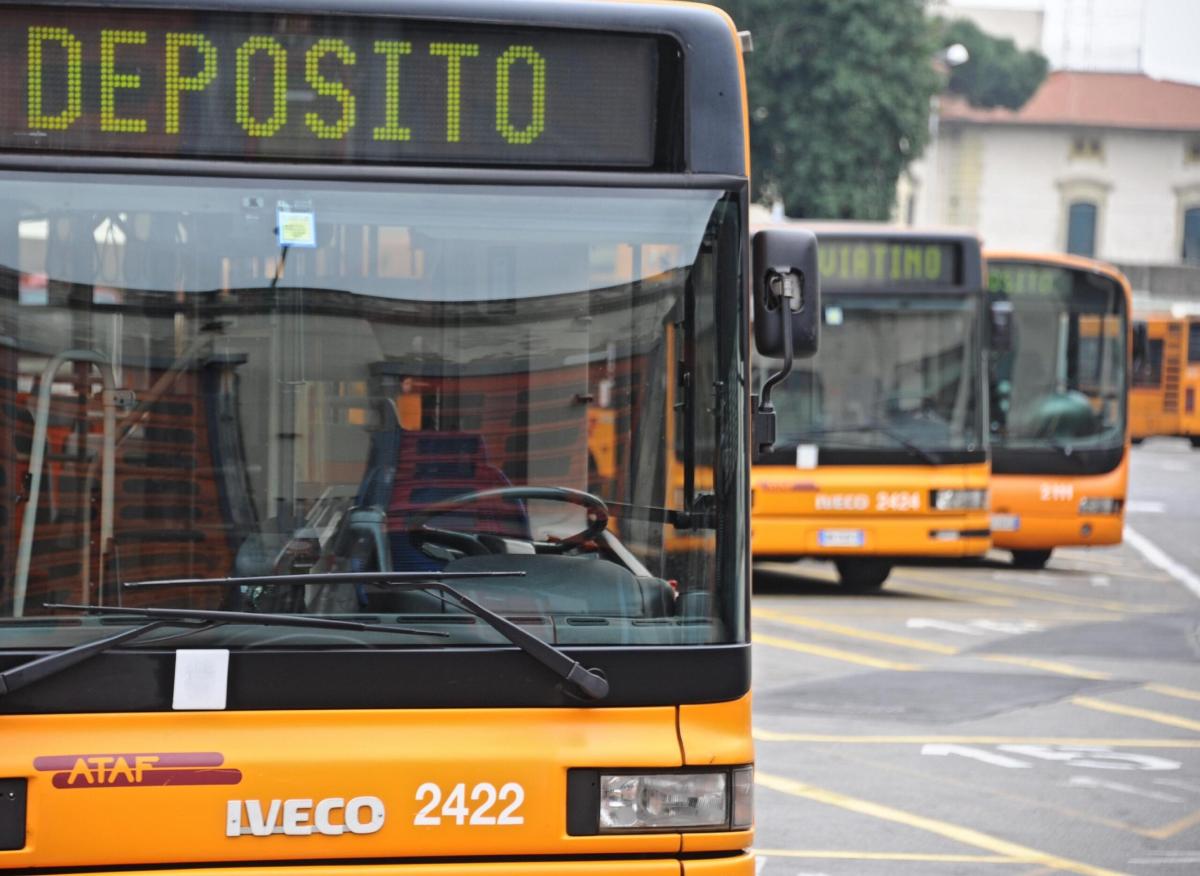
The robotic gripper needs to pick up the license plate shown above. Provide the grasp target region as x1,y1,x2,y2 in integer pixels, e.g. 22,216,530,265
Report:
819,529,865,548
991,514,1020,532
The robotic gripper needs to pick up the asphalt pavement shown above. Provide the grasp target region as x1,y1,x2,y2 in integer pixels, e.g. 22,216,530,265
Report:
751,441,1200,876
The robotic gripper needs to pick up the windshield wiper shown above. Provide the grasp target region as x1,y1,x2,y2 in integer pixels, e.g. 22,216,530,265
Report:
791,425,943,465
0,603,445,700
122,571,610,701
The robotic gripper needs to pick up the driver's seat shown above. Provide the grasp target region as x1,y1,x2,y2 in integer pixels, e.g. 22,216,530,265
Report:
386,432,530,571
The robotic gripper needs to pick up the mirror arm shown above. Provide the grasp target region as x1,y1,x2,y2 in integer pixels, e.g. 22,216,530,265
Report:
754,270,798,455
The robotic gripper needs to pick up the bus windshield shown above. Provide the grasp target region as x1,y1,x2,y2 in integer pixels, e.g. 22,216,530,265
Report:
989,262,1126,451
758,293,982,455
0,172,741,648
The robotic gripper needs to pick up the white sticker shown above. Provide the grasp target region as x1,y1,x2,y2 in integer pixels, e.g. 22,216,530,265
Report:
173,649,230,710
795,443,818,469
277,210,317,248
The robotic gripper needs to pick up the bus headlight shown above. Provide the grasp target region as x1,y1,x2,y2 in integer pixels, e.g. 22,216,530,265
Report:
1079,497,1122,515
599,772,728,831
569,767,753,834
930,489,988,511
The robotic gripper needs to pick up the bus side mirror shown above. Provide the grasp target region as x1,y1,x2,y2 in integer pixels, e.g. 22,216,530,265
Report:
752,228,820,358
1132,322,1149,368
751,228,820,456
989,300,1014,354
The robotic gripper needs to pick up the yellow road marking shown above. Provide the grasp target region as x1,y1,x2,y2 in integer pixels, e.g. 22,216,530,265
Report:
888,580,1017,607
894,568,1153,613
981,654,1113,680
753,607,961,655
1072,697,1200,733
753,632,922,671
756,771,1127,876
1144,683,1200,703
1139,808,1200,840
755,848,1028,863
752,729,1200,748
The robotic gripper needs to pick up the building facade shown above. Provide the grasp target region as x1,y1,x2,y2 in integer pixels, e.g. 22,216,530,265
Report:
904,71,1200,292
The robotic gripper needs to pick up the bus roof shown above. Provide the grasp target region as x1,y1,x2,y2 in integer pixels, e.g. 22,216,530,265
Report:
986,251,1133,305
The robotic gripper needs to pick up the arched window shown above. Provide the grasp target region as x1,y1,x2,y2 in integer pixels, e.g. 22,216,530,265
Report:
1183,207,1200,264
1066,201,1097,257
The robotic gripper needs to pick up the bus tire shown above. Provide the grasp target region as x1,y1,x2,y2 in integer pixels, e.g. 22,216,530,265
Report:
835,559,891,592
1012,549,1052,570
1189,436,1200,448
1131,437,1145,446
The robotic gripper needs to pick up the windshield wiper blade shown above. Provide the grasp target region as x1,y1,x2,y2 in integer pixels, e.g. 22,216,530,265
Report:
791,425,943,465
121,572,610,701
0,602,449,701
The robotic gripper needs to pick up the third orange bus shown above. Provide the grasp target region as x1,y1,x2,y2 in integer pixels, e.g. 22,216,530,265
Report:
986,252,1132,568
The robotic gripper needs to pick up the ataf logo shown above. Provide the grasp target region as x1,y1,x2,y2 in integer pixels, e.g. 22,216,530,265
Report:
34,752,242,789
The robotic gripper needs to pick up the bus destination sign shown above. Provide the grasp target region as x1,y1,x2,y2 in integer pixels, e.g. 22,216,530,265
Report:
0,7,661,167
818,239,961,291
988,262,1074,298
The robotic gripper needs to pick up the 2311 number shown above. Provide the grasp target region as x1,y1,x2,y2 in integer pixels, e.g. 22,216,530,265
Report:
413,782,525,826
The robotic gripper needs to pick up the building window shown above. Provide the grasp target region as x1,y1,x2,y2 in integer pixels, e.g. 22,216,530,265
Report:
1187,138,1200,164
1070,134,1103,160
1067,202,1098,257
1184,207,1200,265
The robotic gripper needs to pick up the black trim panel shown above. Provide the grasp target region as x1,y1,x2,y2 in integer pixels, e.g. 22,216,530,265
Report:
991,445,1125,476
0,778,26,852
756,447,987,467
0,644,749,714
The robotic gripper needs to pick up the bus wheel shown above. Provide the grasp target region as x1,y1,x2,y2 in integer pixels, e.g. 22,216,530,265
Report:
1131,437,1145,446
1012,549,1052,570
1190,436,1200,448
835,559,892,592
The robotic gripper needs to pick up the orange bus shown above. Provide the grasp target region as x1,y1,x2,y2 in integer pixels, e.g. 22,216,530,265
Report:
1130,314,1200,446
986,253,1131,568
751,227,990,590
0,3,812,873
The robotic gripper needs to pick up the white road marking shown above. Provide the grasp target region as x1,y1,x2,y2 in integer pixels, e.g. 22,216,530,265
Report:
921,744,1032,768
905,618,1041,636
1066,776,1186,803
999,745,1181,771
1126,500,1167,514
1090,575,1112,588
906,618,985,636
1123,526,1200,599
969,619,1044,634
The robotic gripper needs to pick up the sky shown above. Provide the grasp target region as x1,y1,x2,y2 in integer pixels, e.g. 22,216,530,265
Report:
943,0,1200,85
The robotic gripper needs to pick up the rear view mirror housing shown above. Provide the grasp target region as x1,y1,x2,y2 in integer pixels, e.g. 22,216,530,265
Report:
989,300,1014,354
752,228,820,358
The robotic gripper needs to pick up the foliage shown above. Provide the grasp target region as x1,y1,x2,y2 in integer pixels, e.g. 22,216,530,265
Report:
939,18,1049,109
715,0,940,219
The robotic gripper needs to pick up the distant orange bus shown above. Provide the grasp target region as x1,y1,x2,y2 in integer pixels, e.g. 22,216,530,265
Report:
751,227,990,590
1130,314,1200,446
986,253,1131,568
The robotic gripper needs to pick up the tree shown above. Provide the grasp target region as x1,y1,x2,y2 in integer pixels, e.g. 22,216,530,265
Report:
939,18,1048,110
715,0,940,219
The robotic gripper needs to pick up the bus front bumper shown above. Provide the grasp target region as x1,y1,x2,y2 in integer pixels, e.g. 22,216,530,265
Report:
751,515,990,559
60,856,755,876
990,512,1124,550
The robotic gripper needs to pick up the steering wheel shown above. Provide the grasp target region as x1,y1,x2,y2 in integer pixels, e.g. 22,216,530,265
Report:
407,486,610,557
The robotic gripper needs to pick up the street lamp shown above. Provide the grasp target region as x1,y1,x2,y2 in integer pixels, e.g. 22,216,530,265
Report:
923,44,969,225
